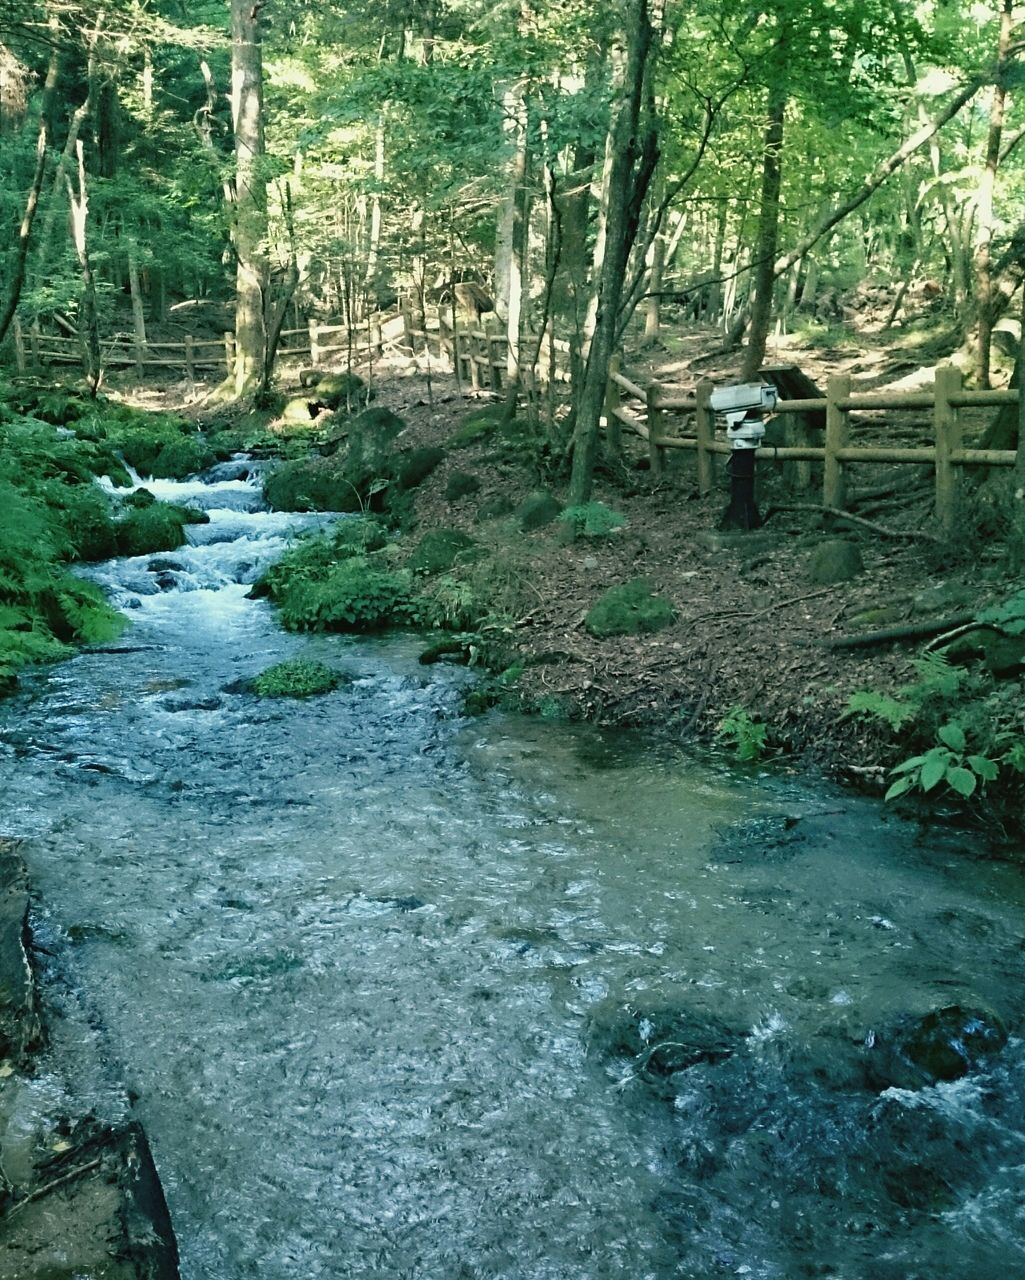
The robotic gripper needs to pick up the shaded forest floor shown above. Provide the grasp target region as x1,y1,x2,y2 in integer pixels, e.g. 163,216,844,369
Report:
121,300,1024,839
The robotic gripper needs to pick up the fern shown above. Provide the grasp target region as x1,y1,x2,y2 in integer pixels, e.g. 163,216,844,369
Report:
845,690,916,730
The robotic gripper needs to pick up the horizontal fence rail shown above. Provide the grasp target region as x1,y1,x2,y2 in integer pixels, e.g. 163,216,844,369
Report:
604,364,1020,529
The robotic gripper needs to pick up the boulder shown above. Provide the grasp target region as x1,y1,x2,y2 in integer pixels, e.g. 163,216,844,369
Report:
808,538,863,584
445,471,481,502
409,528,477,575
866,1004,1008,1090
585,577,675,638
517,491,561,532
0,841,42,1067
475,495,515,522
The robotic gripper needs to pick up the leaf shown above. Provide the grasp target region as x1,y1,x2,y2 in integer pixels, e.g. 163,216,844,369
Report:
885,775,916,801
967,755,999,782
891,754,927,775
937,722,966,752
946,767,977,799
920,754,948,792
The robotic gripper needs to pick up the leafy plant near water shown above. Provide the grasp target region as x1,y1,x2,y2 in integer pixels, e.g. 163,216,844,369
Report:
716,707,769,762
251,659,341,698
885,723,999,801
846,652,966,732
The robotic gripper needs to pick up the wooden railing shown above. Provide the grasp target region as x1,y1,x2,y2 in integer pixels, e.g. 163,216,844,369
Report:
605,361,1020,529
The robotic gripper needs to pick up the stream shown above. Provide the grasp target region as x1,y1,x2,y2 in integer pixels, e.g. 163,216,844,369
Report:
3,459,1025,1279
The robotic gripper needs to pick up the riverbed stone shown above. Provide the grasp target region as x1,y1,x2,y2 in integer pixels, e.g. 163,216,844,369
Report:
807,538,863,584
866,1004,1008,1090
0,841,42,1067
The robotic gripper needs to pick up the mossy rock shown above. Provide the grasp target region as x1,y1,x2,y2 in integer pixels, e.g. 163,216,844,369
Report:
125,488,157,508
281,397,320,425
121,434,217,481
397,446,445,491
517,491,561,532
946,626,1025,678
251,658,343,698
263,459,361,513
276,557,414,632
475,495,515,522
114,503,200,557
586,577,675,638
448,406,505,448
807,538,863,584
409,528,477,574
313,372,366,410
445,471,481,502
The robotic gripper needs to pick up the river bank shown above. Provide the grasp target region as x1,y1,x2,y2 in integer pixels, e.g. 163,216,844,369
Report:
244,344,1025,845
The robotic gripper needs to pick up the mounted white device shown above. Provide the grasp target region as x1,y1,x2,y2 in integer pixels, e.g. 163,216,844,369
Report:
709,382,778,449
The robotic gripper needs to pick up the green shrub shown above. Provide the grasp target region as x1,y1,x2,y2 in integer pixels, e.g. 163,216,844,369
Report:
585,577,675,638
252,658,342,698
885,722,999,802
276,557,414,632
716,707,769,762
114,502,204,557
409,528,477,575
560,502,627,538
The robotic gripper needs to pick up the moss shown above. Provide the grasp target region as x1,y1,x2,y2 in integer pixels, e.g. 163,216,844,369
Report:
585,577,676,638
448,406,505,448
114,503,199,557
397,446,445,491
409,528,477,575
445,471,481,502
517,491,561,532
251,658,342,698
808,538,863,584
314,372,367,411
475,495,515,522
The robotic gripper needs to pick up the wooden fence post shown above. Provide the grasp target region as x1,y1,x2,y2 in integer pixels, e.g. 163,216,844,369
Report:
646,380,665,480
824,373,851,511
134,337,145,378
224,331,236,374
695,379,714,495
30,320,41,366
184,335,195,381
309,320,320,366
605,355,623,459
400,297,413,350
12,317,26,372
934,364,963,531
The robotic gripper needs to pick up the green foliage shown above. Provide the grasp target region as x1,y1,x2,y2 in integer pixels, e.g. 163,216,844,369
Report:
845,690,915,731
716,707,769,762
885,723,1000,802
113,502,201,558
276,557,415,632
409,528,477,575
977,591,1025,637
251,658,341,698
585,578,675,638
559,502,627,538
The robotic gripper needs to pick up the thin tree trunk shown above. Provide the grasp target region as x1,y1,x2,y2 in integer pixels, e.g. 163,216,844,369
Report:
0,44,58,346
228,0,268,399
64,141,101,394
569,0,659,503
974,0,1013,387
741,53,788,380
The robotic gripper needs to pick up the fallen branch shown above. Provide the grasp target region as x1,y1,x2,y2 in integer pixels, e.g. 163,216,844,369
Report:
924,620,997,652
5,1157,103,1218
765,502,937,542
826,611,975,649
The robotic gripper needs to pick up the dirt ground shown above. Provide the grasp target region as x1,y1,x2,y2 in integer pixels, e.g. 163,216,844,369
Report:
333,313,1014,793
125,302,1019,803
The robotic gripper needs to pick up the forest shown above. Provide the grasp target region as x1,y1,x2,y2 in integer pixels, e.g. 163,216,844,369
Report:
6,5,1025,1277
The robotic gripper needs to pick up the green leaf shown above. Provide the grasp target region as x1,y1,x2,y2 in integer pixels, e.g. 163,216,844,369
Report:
891,754,927,775
884,775,916,801
967,755,999,782
946,767,977,799
937,722,966,752
920,754,948,792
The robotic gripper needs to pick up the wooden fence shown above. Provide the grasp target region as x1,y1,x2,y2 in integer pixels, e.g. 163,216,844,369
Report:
5,309,422,378
605,362,1020,530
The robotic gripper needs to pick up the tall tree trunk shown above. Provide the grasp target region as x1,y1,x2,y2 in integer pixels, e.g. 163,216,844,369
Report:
973,0,1013,388
64,141,101,394
229,0,268,399
741,22,789,381
0,44,58,347
568,0,659,503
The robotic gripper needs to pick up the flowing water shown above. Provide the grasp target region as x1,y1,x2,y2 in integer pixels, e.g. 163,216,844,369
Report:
3,461,1025,1279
